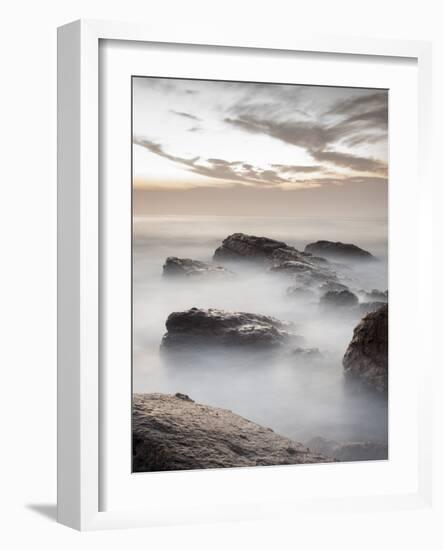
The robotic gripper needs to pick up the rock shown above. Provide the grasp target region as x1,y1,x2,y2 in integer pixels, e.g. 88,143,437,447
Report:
302,252,329,265
271,260,339,292
271,260,333,279
306,436,388,461
320,290,359,308
343,304,388,392
304,240,374,260
133,393,332,471
163,256,233,278
270,247,313,265
161,307,302,350
318,281,349,295
213,233,308,264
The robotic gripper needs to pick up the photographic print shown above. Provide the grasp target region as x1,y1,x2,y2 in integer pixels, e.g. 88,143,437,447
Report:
132,77,388,472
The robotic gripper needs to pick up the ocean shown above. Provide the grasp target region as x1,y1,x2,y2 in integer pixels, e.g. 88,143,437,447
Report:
132,215,388,447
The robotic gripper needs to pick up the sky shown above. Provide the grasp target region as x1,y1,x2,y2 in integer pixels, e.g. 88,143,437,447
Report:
132,77,388,217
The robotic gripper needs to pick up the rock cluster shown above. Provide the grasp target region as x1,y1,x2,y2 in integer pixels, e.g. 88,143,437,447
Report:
343,304,388,392
133,393,331,472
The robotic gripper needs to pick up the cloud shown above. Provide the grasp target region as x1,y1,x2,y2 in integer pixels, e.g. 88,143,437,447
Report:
271,164,323,174
170,110,200,121
310,150,387,175
225,116,343,151
225,107,387,174
223,88,388,176
134,137,325,188
326,91,387,118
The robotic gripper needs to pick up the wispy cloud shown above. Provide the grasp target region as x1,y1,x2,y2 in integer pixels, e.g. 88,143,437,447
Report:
134,137,327,188
170,110,201,121
224,89,388,175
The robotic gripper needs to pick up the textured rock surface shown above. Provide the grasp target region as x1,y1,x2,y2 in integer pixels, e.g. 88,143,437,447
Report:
305,240,374,260
306,436,388,462
343,304,388,392
133,393,331,472
161,307,301,350
320,289,359,308
163,256,232,278
318,281,350,295
213,233,308,264
271,260,335,285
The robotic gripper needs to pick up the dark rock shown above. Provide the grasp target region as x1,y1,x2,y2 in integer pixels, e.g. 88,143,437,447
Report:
304,240,374,260
320,290,359,308
343,304,388,392
318,281,349,295
133,393,332,471
174,392,193,401
306,436,388,461
161,307,302,350
270,247,312,265
213,233,307,264
163,256,233,278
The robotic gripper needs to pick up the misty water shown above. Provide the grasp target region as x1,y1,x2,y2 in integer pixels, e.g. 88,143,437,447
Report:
133,215,388,447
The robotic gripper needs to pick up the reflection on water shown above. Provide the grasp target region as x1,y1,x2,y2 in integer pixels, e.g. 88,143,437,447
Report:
133,215,388,446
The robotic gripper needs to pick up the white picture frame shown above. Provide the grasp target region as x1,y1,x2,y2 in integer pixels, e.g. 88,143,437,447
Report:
57,19,434,531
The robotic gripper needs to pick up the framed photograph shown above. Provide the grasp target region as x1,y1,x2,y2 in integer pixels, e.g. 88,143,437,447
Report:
57,20,433,530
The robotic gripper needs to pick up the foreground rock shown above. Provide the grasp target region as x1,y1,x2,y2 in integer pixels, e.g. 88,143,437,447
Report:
304,240,374,260
163,256,232,278
133,393,331,471
343,304,388,392
214,233,310,265
161,307,302,350
306,436,388,462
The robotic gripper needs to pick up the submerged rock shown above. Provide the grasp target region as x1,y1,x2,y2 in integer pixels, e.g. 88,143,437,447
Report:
161,307,302,350
318,281,350,295
343,304,388,392
304,240,374,260
133,393,331,471
163,256,233,278
320,289,359,308
306,436,388,462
